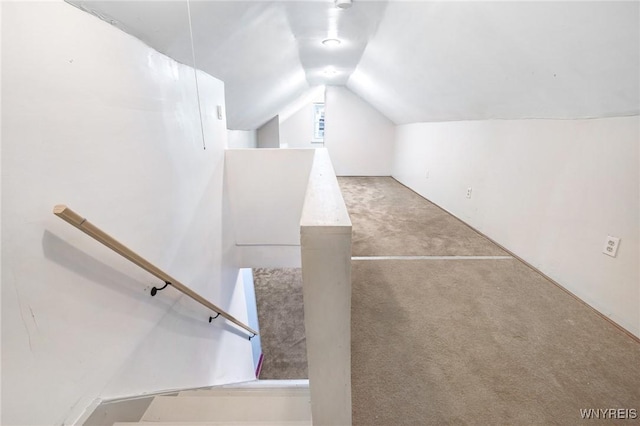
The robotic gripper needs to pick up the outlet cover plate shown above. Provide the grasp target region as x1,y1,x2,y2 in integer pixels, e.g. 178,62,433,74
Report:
603,236,620,257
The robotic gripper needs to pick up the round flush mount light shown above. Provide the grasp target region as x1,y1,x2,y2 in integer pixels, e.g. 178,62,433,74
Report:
323,66,339,76
322,38,341,47
335,0,352,9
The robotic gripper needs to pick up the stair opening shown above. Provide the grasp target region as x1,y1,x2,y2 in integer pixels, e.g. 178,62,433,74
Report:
252,267,308,380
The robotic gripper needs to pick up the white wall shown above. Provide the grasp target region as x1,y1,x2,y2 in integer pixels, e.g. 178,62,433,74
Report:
279,87,325,149
1,2,254,425
393,117,640,338
227,130,257,149
257,116,280,148
225,149,315,266
300,149,352,426
279,104,319,148
324,86,395,176
241,268,262,371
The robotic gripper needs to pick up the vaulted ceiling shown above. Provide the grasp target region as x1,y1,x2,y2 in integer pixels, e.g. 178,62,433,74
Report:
68,1,639,130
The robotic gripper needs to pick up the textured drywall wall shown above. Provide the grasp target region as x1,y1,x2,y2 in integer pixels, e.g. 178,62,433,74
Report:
279,86,325,149
392,117,640,338
257,116,280,148
280,104,316,148
225,149,315,246
324,86,395,176
1,2,253,425
228,130,258,149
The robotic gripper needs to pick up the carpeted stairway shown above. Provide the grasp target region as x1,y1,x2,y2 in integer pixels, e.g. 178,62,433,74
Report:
341,177,640,425
253,267,308,379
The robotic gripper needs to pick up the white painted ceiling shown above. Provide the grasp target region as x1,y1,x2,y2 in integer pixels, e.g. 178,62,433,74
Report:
69,1,639,129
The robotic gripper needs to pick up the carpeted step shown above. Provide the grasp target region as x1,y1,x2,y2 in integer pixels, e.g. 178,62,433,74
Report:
115,422,311,426
140,390,311,423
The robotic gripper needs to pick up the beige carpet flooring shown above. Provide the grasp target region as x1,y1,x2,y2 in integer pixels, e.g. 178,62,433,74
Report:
253,268,308,379
341,177,640,425
338,177,508,257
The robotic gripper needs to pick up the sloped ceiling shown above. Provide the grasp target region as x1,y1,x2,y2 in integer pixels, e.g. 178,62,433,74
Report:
68,1,639,129
349,1,640,124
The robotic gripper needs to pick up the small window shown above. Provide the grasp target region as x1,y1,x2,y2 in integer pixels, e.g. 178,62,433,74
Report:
313,103,325,142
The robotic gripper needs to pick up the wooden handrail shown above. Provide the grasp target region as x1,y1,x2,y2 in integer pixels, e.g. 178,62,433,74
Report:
53,205,258,337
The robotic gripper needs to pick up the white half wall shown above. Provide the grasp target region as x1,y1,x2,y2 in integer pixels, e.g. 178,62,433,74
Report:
324,86,395,176
1,2,254,425
227,130,257,149
392,117,640,338
257,116,280,148
224,149,315,265
300,149,352,426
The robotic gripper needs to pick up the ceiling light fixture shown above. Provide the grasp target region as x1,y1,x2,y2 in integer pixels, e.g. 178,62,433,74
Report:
335,0,352,9
322,38,341,47
323,66,339,76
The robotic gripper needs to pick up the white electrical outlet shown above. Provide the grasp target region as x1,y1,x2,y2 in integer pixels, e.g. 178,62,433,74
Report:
216,105,223,120
425,169,430,179
466,187,472,198
603,236,620,257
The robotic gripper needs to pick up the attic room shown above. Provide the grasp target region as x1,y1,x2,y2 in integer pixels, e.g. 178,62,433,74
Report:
1,0,639,425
